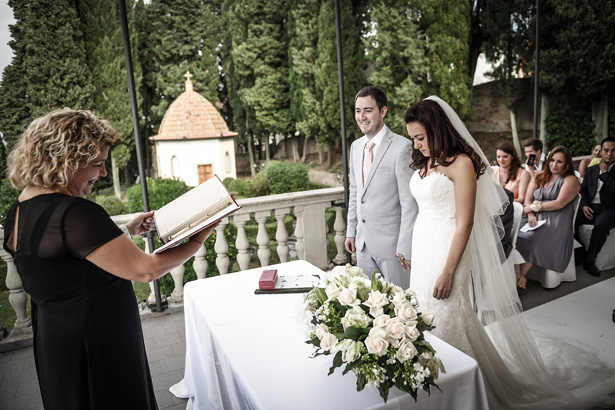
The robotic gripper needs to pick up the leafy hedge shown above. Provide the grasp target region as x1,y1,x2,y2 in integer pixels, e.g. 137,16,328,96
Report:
0,179,19,226
545,109,597,156
126,178,190,213
96,196,126,216
266,160,309,194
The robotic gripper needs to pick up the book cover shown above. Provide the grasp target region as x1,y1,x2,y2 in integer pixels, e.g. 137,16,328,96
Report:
153,175,240,253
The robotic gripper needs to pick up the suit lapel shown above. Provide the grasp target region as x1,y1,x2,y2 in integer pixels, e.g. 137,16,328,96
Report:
363,129,392,193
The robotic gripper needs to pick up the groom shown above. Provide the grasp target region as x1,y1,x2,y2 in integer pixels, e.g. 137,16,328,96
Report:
344,86,418,288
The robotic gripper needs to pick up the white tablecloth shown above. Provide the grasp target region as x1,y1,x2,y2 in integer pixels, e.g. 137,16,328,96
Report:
170,260,489,410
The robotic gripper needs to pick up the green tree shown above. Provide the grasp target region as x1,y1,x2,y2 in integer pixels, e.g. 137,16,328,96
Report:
145,0,223,128
539,0,615,140
22,0,93,118
366,0,427,135
230,0,291,164
414,0,473,118
314,0,366,165
79,0,141,197
287,0,320,162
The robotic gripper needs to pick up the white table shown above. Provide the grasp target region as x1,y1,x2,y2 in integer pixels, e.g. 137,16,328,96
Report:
170,260,489,410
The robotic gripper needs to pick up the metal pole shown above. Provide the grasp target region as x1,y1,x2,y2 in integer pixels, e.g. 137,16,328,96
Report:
118,0,164,312
334,0,351,264
533,0,540,140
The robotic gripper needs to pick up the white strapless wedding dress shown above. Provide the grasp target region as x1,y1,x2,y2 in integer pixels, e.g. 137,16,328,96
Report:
408,172,612,410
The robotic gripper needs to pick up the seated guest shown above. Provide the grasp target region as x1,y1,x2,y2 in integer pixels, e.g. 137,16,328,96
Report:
575,137,615,277
492,141,531,203
578,143,602,179
515,146,580,289
521,137,546,178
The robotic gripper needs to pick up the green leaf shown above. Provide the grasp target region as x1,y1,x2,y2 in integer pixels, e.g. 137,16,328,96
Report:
343,326,363,341
371,272,382,292
378,382,390,403
356,373,368,392
328,351,343,376
315,287,328,304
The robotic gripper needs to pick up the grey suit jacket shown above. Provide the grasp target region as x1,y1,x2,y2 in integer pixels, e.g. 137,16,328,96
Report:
346,125,418,260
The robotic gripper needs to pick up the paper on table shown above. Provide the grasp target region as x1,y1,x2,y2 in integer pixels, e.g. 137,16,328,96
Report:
520,219,546,233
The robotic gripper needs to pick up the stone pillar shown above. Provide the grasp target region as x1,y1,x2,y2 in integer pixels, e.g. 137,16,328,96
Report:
234,213,252,271
333,206,347,264
254,210,271,267
214,219,230,275
274,208,291,263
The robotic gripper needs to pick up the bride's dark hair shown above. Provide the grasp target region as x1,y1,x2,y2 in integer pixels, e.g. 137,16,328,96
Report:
404,99,486,179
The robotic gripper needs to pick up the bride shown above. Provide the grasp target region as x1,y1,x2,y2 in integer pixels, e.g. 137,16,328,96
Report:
402,96,605,410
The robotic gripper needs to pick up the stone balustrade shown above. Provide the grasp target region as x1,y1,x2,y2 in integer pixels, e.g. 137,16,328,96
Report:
0,187,347,340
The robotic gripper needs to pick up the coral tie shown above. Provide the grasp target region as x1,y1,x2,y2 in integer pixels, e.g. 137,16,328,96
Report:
363,140,375,183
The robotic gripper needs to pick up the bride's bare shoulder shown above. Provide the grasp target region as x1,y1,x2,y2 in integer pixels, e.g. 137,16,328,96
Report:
445,154,474,181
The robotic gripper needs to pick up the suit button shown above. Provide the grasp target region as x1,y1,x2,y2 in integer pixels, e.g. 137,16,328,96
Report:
361,200,365,204
362,219,365,223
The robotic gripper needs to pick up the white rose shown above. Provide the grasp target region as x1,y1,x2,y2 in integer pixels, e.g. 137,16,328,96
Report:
405,325,421,341
421,310,435,326
395,302,418,322
342,341,362,363
320,332,338,351
365,330,390,356
347,264,364,276
315,323,330,340
369,306,384,318
325,283,342,301
372,314,390,328
386,318,406,340
396,339,418,363
364,290,389,309
338,288,360,306
344,306,371,329
391,291,407,306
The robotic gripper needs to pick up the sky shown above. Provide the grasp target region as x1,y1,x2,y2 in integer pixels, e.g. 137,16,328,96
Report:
0,0,15,80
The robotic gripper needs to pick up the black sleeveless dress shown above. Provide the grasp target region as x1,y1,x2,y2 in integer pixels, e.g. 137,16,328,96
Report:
2,193,157,410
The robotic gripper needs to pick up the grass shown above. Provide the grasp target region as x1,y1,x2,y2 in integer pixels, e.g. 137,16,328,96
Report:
0,289,31,331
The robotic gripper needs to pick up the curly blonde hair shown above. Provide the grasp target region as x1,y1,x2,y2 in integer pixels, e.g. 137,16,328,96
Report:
8,108,117,190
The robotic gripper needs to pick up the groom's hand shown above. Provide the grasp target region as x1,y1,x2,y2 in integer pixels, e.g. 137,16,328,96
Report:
345,237,356,254
395,253,411,270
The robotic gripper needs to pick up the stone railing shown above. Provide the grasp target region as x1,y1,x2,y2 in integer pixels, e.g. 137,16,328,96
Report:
0,187,347,339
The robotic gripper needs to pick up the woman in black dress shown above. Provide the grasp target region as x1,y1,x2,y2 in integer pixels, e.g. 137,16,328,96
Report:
3,109,216,409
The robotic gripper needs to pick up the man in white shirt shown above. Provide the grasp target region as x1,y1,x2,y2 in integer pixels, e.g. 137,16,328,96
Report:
575,137,615,276
522,138,546,178
344,86,418,288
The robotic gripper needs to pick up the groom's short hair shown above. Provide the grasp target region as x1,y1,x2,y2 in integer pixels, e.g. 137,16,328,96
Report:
355,86,387,112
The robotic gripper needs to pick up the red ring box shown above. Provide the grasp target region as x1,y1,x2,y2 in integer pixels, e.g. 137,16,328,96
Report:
259,269,278,290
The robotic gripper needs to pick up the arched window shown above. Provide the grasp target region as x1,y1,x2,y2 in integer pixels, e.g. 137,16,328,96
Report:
225,151,231,173
171,156,180,178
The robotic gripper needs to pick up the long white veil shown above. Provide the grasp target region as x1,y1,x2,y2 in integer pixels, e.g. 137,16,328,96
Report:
426,96,611,409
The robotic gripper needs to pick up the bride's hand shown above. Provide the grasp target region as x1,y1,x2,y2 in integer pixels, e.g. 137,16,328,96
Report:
433,272,454,300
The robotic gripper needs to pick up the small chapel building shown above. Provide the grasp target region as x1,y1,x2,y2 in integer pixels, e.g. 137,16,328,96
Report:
150,71,238,187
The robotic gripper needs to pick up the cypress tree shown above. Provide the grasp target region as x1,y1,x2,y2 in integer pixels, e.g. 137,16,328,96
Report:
145,0,222,128
287,0,320,162
414,0,473,118
22,0,93,118
314,0,366,165
0,0,30,157
366,0,427,135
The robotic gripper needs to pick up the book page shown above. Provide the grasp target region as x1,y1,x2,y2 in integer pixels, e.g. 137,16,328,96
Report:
153,175,240,253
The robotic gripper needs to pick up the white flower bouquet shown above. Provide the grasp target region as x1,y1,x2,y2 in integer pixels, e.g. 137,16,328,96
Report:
302,264,445,402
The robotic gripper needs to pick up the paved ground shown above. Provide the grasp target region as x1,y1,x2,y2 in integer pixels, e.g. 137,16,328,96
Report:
0,264,613,410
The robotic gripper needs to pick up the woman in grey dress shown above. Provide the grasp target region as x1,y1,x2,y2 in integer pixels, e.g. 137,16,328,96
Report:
515,146,580,288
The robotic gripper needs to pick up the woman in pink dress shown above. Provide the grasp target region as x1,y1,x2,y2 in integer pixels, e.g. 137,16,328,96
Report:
492,141,530,203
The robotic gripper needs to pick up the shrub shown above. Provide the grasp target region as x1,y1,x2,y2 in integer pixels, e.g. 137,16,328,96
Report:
266,161,310,194
250,169,269,197
228,178,251,197
0,179,19,226
126,178,190,212
222,177,235,188
96,196,126,216
545,110,596,156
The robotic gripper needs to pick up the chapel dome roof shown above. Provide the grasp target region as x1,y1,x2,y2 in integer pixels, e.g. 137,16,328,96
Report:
150,71,237,141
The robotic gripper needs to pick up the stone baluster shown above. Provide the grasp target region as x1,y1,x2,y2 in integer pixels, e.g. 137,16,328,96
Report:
234,213,252,271
214,219,230,275
170,264,185,303
274,208,290,263
254,210,271,266
293,206,305,260
333,206,347,264
0,246,32,335
193,242,208,279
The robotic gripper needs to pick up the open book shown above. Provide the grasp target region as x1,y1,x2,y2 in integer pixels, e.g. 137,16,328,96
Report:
153,175,240,253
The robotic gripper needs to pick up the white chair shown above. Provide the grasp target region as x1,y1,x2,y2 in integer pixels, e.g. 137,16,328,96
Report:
577,224,615,271
526,194,581,288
